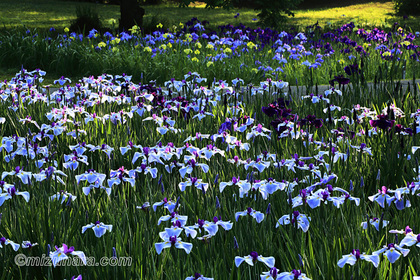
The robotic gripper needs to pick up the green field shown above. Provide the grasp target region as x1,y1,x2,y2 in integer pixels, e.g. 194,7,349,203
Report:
0,0,418,32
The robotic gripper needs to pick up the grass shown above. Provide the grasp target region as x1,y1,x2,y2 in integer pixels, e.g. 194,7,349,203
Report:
0,0,419,33
293,2,395,28
0,0,257,32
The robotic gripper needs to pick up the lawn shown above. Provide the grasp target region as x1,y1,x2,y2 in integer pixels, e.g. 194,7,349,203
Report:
0,0,418,32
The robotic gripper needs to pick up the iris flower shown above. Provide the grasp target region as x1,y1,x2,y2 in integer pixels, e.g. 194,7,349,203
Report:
373,243,410,263
155,228,192,254
276,211,311,232
21,241,38,249
158,212,188,227
185,273,213,280
198,145,225,161
337,249,379,268
49,244,87,267
76,170,110,196
368,186,395,208
277,269,311,280
211,216,233,231
179,177,209,192
63,153,88,170
220,176,251,198
244,158,271,173
153,198,178,213
361,217,389,231
32,167,67,184
179,159,209,178
82,221,113,238
0,237,20,251
392,227,420,247
50,191,76,204
2,166,32,184
134,163,158,179
136,202,150,212
235,251,275,267
261,267,280,280
184,218,219,238
246,124,271,140
235,208,265,223
0,183,30,206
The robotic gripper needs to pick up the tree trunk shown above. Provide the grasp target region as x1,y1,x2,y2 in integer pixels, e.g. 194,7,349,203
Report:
119,0,145,31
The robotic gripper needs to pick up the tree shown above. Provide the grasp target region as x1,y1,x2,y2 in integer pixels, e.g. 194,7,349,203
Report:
119,0,145,31
393,0,420,15
179,0,304,28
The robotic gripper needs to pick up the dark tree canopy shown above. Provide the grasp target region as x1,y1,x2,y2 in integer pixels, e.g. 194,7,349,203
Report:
179,0,304,28
119,0,145,31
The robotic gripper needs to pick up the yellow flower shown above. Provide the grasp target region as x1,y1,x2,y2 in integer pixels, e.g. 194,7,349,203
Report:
111,38,121,45
363,43,370,49
179,22,184,28
185,33,193,42
224,48,232,54
144,46,152,53
206,43,214,49
383,51,391,57
168,43,172,48
251,68,258,73
247,42,256,49
98,42,107,48
401,41,411,46
157,23,163,29
129,25,140,34
112,47,118,52
268,49,272,54
194,49,200,55
195,42,202,49
184,48,192,54
160,44,167,50
338,59,345,65
206,61,213,67
64,27,69,33
191,57,199,62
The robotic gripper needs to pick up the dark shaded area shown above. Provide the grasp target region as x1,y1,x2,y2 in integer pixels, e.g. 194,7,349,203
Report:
394,0,420,15
61,0,162,4
297,0,389,10
119,0,145,31
70,6,103,33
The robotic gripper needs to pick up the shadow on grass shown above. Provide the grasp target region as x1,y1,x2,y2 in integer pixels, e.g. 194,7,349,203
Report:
298,0,390,10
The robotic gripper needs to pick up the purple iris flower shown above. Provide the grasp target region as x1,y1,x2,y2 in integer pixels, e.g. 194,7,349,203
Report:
369,115,394,130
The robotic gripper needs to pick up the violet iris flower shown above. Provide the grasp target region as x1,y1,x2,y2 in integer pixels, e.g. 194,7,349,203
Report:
49,244,87,267
155,228,192,254
82,221,113,238
235,251,275,268
276,211,311,232
235,207,265,223
373,243,410,263
337,249,379,268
